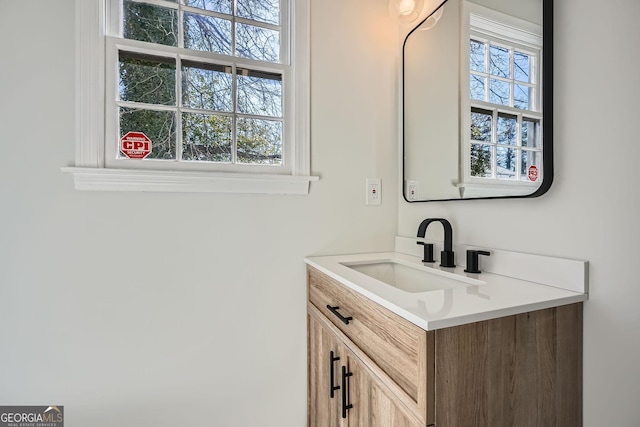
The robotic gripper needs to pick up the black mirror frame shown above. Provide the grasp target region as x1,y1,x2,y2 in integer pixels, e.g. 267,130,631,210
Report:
402,0,553,202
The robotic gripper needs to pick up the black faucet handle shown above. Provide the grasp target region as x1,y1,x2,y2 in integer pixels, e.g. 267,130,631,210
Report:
464,250,491,274
417,241,435,263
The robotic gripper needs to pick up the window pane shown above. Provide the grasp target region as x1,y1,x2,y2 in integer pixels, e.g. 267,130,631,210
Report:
237,118,282,164
489,45,510,78
237,0,280,25
236,23,280,62
521,150,542,181
514,51,530,82
470,39,486,72
470,144,492,177
184,0,232,14
123,0,178,46
182,62,233,112
496,147,517,179
237,69,282,117
522,118,540,148
184,12,232,55
119,52,176,105
119,107,176,160
470,74,486,101
182,113,232,162
514,85,532,110
470,109,492,142
497,114,517,146
489,79,509,105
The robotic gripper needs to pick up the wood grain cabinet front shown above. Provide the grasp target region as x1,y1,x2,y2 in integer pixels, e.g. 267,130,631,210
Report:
308,265,433,415
307,266,583,427
308,309,346,427
308,307,425,427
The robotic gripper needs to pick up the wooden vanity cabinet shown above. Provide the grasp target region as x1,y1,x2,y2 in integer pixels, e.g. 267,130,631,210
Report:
434,306,583,426
307,266,583,427
308,307,425,427
308,310,345,427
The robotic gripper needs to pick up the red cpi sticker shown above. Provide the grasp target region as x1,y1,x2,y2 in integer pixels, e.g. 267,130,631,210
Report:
120,131,152,159
528,165,539,182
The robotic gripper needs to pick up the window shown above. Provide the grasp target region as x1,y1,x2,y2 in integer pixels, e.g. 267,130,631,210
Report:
64,0,315,193
461,3,542,192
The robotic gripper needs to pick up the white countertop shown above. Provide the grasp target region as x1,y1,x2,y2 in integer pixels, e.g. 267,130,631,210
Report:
305,251,588,331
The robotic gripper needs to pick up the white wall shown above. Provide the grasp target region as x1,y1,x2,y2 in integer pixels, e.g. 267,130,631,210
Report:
404,0,461,200
0,1,397,426
398,0,640,425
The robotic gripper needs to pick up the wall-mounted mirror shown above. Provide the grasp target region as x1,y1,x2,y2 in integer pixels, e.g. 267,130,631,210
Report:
403,0,552,201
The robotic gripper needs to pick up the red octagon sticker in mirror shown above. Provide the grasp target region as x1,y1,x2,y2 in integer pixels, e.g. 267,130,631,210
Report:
528,165,539,182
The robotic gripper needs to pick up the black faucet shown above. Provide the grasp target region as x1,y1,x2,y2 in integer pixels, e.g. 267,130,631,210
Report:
417,218,455,268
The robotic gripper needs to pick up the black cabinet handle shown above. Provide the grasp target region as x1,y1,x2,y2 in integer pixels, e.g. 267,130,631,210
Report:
341,365,353,419
326,305,353,325
329,351,340,398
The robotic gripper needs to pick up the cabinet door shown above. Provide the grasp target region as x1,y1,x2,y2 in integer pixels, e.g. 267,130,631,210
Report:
309,307,425,427
308,312,346,427
345,348,424,427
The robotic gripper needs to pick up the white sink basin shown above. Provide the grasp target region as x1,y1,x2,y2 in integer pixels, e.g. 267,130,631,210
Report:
341,259,483,293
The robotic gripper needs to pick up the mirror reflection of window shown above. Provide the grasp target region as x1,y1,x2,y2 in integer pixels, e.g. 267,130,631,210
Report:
463,2,543,187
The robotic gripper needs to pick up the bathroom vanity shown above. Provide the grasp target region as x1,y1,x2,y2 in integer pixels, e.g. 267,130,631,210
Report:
306,240,587,426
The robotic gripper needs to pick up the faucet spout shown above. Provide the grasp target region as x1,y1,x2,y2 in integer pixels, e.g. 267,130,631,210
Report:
416,218,455,267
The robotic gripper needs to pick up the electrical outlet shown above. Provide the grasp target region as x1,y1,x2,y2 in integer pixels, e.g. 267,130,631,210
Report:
366,178,381,205
407,180,418,201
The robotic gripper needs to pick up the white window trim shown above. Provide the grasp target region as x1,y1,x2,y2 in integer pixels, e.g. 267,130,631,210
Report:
63,0,317,194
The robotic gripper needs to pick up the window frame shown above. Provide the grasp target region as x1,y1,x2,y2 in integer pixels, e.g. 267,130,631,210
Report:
63,0,316,194
459,1,544,196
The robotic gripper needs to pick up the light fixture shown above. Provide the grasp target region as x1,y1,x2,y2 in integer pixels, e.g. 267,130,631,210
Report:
390,0,425,23
420,6,444,30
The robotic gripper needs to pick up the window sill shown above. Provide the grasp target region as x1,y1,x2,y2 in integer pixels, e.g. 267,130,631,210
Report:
61,167,319,194
456,181,540,198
